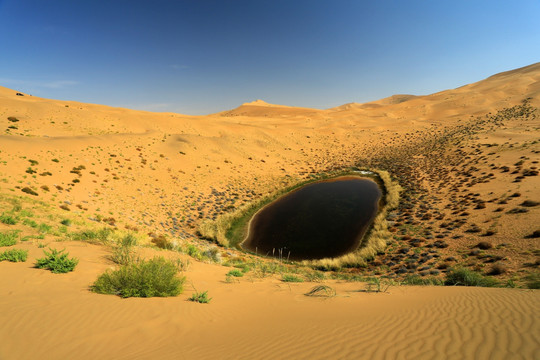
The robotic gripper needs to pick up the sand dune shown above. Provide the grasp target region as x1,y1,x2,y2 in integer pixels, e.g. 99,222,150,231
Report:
0,63,539,359
0,242,538,360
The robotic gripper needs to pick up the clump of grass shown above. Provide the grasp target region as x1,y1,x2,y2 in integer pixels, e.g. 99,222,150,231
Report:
402,275,443,286
60,219,72,226
365,277,391,293
524,272,540,289
0,248,28,262
92,257,185,298
304,285,336,297
0,231,19,246
68,228,112,244
227,269,244,277
35,248,78,273
151,234,172,249
111,234,138,265
189,290,212,303
0,213,18,225
444,267,498,287
282,274,304,282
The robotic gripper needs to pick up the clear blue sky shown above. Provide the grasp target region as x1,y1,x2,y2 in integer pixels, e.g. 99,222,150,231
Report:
1,0,539,115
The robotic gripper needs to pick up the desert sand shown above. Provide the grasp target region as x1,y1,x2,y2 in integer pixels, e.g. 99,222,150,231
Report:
0,63,539,359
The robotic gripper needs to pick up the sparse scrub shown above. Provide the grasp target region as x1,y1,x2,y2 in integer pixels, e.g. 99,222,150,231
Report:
110,233,138,265
524,273,540,289
0,248,28,262
304,285,336,297
189,290,212,303
365,277,391,292
282,274,304,282
92,257,185,298
21,187,38,196
444,268,498,287
0,231,19,246
402,275,443,286
227,269,244,277
35,248,78,273
0,213,18,225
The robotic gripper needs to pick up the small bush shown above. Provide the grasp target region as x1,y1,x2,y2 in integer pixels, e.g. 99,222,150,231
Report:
21,187,38,196
60,219,72,226
7,116,19,122
524,273,540,289
92,257,184,298
475,241,493,250
0,213,18,225
282,274,304,282
0,231,18,246
35,248,78,273
189,290,212,303
0,248,28,262
227,269,244,277
444,268,498,287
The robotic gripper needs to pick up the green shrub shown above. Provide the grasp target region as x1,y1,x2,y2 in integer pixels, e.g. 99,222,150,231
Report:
282,274,304,282
92,257,184,298
35,248,78,273
189,290,212,303
444,268,498,287
60,219,72,226
0,213,17,225
227,269,244,277
0,231,18,246
23,218,38,228
0,248,28,262
525,273,540,289
38,223,52,234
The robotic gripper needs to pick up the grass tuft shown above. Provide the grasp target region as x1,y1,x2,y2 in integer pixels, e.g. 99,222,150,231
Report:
0,248,28,262
304,285,336,297
444,267,498,287
0,231,19,246
281,274,304,282
0,213,18,225
189,290,212,303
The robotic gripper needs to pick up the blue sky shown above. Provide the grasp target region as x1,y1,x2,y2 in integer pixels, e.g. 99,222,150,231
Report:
1,0,539,115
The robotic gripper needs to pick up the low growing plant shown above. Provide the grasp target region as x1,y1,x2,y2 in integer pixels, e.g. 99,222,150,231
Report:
282,274,304,282
227,269,244,277
444,267,498,287
189,290,212,304
35,248,78,273
0,213,17,225
92,257,185,298
304,285,336,297
0,248,28,262
0,231,19,246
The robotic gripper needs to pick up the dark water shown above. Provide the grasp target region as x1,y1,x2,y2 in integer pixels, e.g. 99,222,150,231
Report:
242,176,382,260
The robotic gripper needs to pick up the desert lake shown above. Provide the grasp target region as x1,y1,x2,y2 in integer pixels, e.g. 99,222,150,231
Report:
242,176,382,260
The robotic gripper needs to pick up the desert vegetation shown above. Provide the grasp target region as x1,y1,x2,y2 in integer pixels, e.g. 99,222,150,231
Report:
92,257,185,298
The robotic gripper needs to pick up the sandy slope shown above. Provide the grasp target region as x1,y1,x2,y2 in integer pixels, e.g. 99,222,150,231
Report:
0,242,538,360
0,63,539,359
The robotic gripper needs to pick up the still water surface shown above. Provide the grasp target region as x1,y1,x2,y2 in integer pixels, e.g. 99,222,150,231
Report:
242,176,382,260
